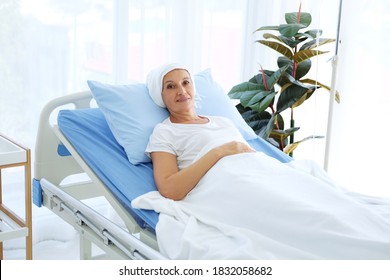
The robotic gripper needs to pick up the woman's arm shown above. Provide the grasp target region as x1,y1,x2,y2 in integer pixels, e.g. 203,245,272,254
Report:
151,141,255,200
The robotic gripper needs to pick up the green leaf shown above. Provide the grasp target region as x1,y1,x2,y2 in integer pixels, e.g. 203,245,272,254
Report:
250,92,276,113
270,127,300,144
276,84,314,113
291,90,313,108
241,90,269,107
254,25,279,33
228,82,266,99
279,23,306,37
282,72,317,90
257,40,294,60
236,105,272,136
263,33,284,43
277,57,311,80
277,56,293,72
300,38,336,50
296,59,311,80
274,113,285,130
249,120,268,135
267,64,289,88
249,72,270,85
258,115,276,139
280,36,302,48
304,29,323,39
300,78,341,103
285,12,312,27
260,69,275,79
294,34,312,44
249,74,262,84
300,78,329,90
293,49,328,64
262,33,302,49
283,135,324,154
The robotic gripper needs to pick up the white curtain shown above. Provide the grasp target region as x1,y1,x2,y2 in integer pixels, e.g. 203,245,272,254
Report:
1,0,250,146
328,0,390,197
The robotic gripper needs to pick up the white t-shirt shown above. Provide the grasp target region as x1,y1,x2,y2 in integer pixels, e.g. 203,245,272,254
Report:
145,116,247,170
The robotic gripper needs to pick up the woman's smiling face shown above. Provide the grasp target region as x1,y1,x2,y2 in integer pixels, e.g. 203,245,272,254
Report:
161,69,195,113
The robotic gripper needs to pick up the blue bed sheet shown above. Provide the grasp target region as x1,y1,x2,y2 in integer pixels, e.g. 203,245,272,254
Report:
58,108,159,232
57,108,292,232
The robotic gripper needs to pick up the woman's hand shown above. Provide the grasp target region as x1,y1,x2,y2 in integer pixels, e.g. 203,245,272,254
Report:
213,141,256,159
151,141,255,201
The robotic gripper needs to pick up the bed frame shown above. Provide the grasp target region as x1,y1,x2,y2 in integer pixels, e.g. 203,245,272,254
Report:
33,91,166,260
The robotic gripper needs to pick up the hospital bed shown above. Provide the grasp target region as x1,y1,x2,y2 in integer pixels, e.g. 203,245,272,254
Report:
33,91,166,259
32,73,293,260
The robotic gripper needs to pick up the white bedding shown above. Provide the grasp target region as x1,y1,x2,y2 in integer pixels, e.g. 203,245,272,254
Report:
132,152,390,259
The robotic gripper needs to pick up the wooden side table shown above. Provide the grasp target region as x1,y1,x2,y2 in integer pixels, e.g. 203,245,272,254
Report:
0,134,32,259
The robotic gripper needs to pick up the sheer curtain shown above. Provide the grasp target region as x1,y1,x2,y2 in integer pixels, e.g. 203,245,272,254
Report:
1,0,249,147
1,0,341,153
328,0,390,197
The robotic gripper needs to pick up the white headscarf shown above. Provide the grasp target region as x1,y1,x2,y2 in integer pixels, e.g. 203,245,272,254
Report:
146,63,196,108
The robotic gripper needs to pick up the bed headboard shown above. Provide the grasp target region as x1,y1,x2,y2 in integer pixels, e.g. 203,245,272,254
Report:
34,91,94,185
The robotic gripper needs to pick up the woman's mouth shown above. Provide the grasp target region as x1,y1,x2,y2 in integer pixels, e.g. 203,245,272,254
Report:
176,96,190,102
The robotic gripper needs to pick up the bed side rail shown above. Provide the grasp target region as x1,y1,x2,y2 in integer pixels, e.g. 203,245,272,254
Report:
40,178,165,260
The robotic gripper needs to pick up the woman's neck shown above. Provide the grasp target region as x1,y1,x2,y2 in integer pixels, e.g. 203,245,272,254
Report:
169,113,209,124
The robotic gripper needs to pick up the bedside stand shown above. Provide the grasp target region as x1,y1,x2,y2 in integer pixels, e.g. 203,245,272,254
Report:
0,134,32,259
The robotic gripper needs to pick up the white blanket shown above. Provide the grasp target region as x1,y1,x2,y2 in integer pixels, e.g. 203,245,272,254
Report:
132,152,390,259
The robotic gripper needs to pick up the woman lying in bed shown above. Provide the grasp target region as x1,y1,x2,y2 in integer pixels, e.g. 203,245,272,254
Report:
146,63,255,201
132,63,390,259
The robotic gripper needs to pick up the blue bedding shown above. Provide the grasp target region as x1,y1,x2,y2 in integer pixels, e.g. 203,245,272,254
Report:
57,108,292,232
58,108,159,232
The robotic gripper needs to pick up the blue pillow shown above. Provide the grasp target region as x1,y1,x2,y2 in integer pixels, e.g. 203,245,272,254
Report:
88,69,256,164
87,81,169,164
195,69,256,140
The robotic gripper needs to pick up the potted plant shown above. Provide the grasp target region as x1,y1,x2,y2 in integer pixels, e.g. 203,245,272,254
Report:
228,6,339,155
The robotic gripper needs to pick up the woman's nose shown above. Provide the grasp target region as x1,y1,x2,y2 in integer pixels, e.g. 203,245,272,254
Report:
177,86,186,94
